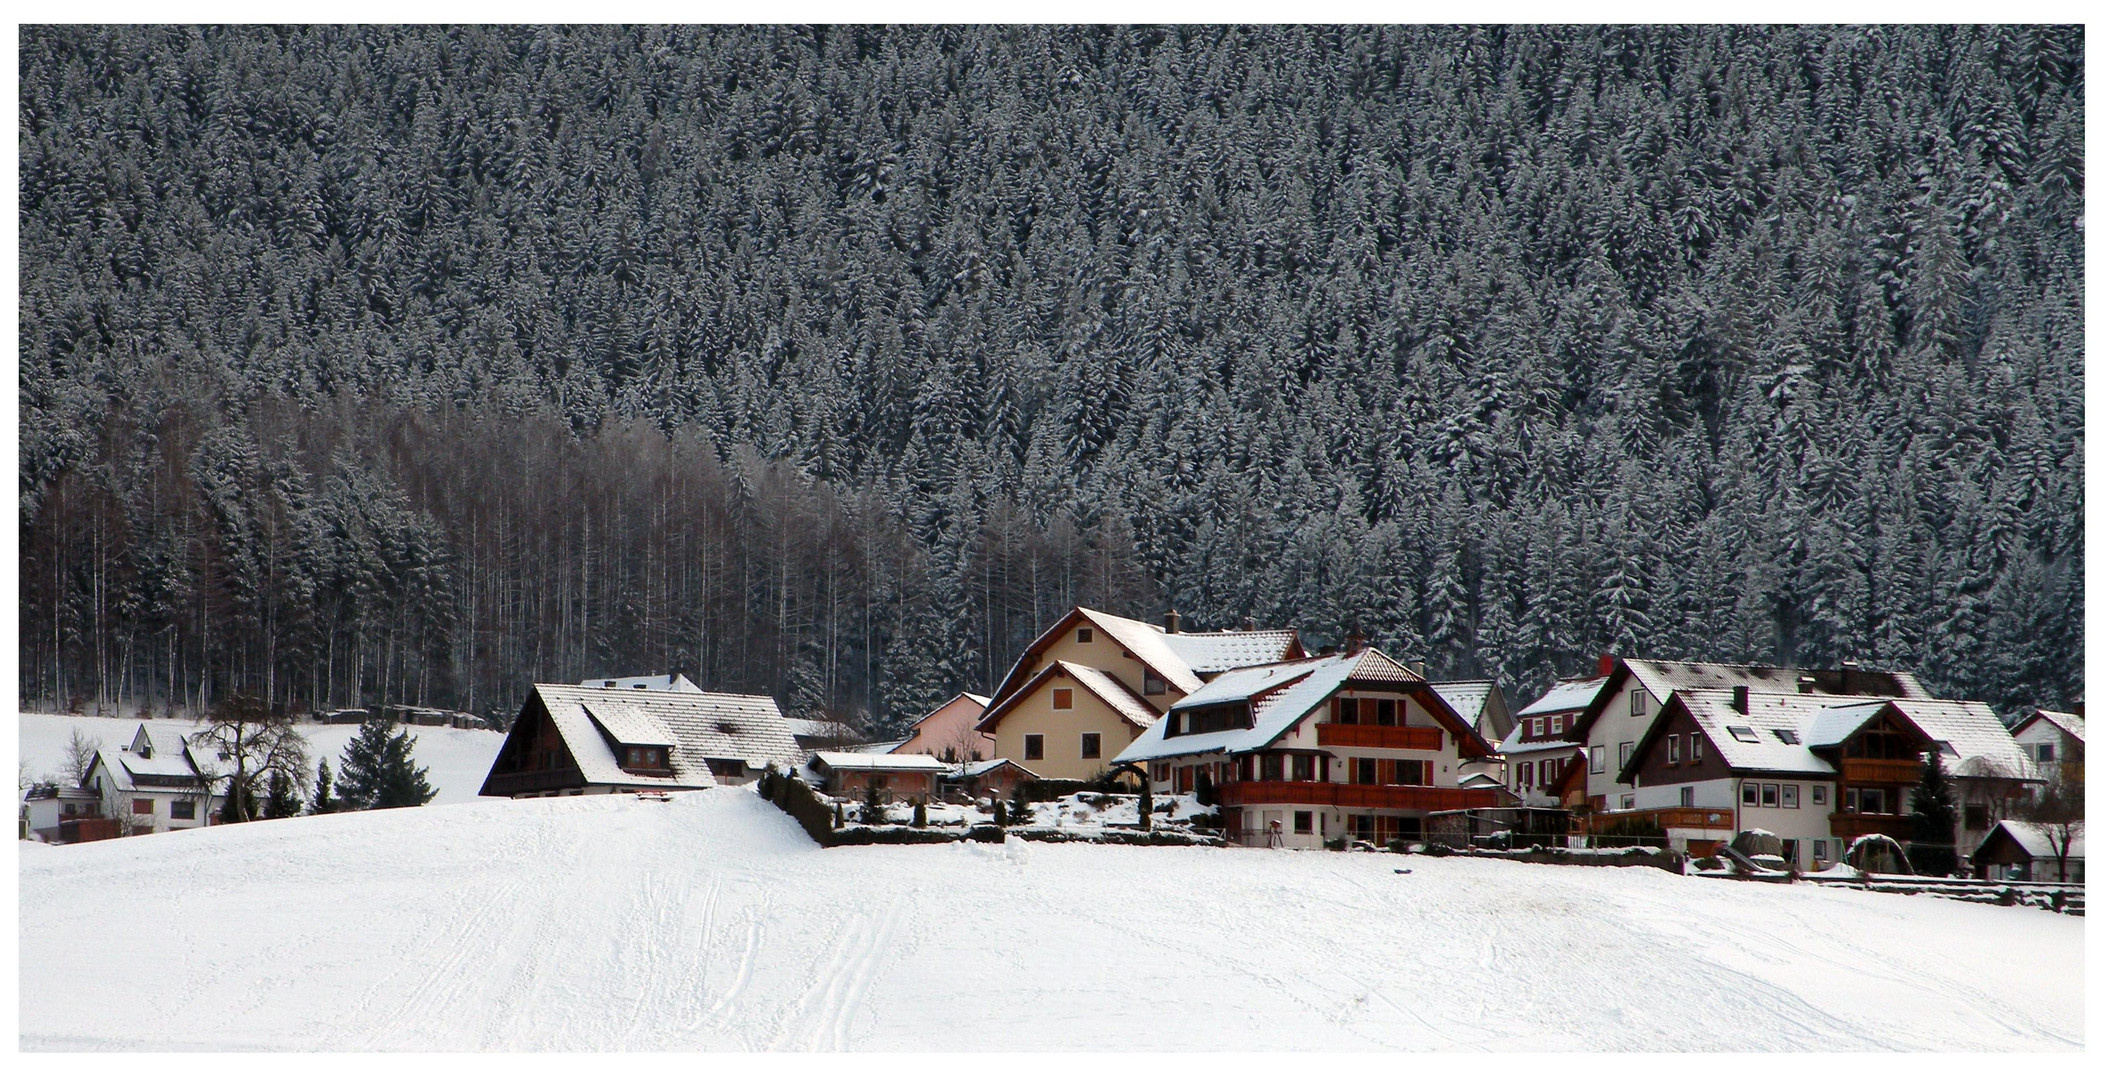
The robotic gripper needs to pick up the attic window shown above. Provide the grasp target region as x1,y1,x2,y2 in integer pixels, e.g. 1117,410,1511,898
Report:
1077,627,1093,643
1726,726,1760,744
1772,729,1802,745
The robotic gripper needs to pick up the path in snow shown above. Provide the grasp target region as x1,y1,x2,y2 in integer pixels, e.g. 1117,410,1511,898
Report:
17,788,2084,1051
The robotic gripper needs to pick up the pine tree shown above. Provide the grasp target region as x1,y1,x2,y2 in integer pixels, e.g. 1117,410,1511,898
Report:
311,758,336,814
335,716,438,811
1906,749,1961,877
262,767,303,819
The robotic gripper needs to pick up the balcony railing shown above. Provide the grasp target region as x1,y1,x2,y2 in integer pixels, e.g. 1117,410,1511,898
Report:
1316,723,1444,751
1830,812,1913,841
1219,780,1499,812
480,766,587,796
1840,758,1922,786
1582,806,1735,833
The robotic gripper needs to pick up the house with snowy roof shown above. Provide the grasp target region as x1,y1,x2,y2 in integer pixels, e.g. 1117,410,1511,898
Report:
2009,709,2083,786
891,691,994,762
805,751,950,801
1567,655,1932,816
942,758,1041,801
1429,680,1515,748
1498,675,1604,806
79,723,226,835
973,607,1304,780
1611,689,2037,869
1112,645,1501,849
480,682,802,797
1973,820,2083,883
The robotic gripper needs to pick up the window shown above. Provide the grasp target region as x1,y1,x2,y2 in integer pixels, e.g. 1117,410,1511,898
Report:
1355,758,1378,785
1742,783,1759,806
1726,726,1760,743
1551,716,1565,734
1772,729,1801,745
1761,784,1779,808
1519,761,1535,789
1390,760,1428,786
1051,688,1074,710
1077,627,1093,643
1080,733,1102,759
1334,698,1357,724
1375,700,1397,726
1813,840,1828,861
132,798,154,816
1782,785,1799,809
1619,794,1636,809
2036,743,2056,763
1842,786,1858,812
1630,690,1646,716
1023,735,1044,761
171,799,196,820
1590,746,1605,774
1261,755,1284,781
1293,810,1313,835
1679,786,1695,808
1690,735,1704,761
1143,672,1166,696
1152,762,1170,782
1531,718,1545,737
1812,784,1827,806
1619,742,1634,768
1964,803,1989,830
1292,755,1313,781
1666,735,1680,763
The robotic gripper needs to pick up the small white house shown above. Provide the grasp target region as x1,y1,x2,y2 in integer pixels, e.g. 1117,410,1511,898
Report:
1974,820,2084,883
81,724,226,834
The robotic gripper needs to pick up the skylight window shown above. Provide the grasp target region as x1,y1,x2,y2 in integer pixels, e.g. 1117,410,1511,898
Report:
1772,729,1801,745
1726,726,1760,743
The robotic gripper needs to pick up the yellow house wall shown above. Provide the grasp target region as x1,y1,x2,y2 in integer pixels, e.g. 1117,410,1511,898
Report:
1026,624,1186,710
988,676,1144,780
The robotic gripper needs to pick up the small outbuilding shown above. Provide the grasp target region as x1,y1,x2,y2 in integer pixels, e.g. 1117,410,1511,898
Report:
942,758,1042,802
1974,820,2084,883
807,751,949,801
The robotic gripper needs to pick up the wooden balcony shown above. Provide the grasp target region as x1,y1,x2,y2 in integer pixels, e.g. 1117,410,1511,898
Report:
1830,812,1913,841
1840,758,1922,786
1219,780,1499,812
480,766,587,797
1584,806,1735,833
1316,723,1443,751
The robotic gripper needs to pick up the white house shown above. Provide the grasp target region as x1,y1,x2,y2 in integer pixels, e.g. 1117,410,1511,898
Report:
81,723,227,834
2009,709,2083,785
1973,820,2084,883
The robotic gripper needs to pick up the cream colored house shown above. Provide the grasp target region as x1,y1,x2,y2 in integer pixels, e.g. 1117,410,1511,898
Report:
973,607,1303,780
891,692,994,762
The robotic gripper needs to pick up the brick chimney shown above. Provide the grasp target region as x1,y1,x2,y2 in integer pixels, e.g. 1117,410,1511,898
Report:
1240,615,1258,631
1732,685,1749,714
1796,675,1816,694
1599,654,1616,677
1163,608,1182,634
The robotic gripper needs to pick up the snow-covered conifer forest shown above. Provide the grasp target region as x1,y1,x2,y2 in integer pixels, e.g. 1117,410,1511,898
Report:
18,26,2083,732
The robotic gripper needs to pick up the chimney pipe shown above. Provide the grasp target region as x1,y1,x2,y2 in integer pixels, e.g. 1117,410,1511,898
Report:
1241,615,1258,632
1163,609,1182,634
1732,685,1749,715
1599,654,1616,677
1797,675,1816,695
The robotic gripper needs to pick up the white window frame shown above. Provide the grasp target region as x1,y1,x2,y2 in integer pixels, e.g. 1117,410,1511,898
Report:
1690,735,1703,761
1590,746,1605,774
1812,784,1827,806
1666,735,1680,763
1630,690,1646,716
1531,718,1545,737
1783,784,1800,809
1619,741,1634,768
1679,785,1694,808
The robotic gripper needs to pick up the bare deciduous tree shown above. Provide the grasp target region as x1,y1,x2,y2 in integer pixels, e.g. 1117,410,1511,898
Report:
61,727,103,786
193,693,309,825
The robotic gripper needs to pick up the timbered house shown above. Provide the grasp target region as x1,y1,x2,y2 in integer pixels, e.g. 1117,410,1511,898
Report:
479,682,801,798
1113,646,1500,848
973,607,1303,780
1497,676,1603,805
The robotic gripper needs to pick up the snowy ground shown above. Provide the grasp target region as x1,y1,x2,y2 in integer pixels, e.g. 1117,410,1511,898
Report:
18,787,2083,1051
18,713,507,805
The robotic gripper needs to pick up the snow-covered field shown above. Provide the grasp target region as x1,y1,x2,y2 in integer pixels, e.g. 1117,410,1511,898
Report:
18,786,2083,1051
18,713,507,805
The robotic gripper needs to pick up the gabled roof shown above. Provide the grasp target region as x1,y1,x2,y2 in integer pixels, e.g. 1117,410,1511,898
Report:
1977,820,2084,861
497,684,801,792
1429,681,1493,723
1517,677,1606,717
983,606,1302,709
1877,699,2038,780
907,692,991,735
582,699,679,747
1113,648,1494,764
948,758,1039,780
1619,691,2039,785
2014,709,2085,744
1574,657,1930,741
811,751,949,773
974,659,1162,735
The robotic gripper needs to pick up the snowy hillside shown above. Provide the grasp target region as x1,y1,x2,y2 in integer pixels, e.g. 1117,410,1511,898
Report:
18,713,506,805
19,787,2082,1051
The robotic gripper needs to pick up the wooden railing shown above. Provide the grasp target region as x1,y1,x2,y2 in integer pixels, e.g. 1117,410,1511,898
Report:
1583,806,1735,833
480,767,587,796
1830,812,1913,841
1316,723,1443,751
1219,780,1498,812
1840,758,1922,786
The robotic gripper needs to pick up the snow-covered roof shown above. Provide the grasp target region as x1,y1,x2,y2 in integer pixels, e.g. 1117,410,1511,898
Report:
527,684,802,789
1496,728,1581,756
1430,681,1493,723
1160,629,1304,675
582,700,679,747
1074,607,1208,694
1881,699,2038,780
1114,648,1445,764
1979,820,2084,861
948,758,1037,780
2016,710,2085,744
1518,677,1605,717
578,673,705,694
1058,661,1163,729
1673,691,1874,775
962,693,992,708
811,751,949,773
835,739,909,755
